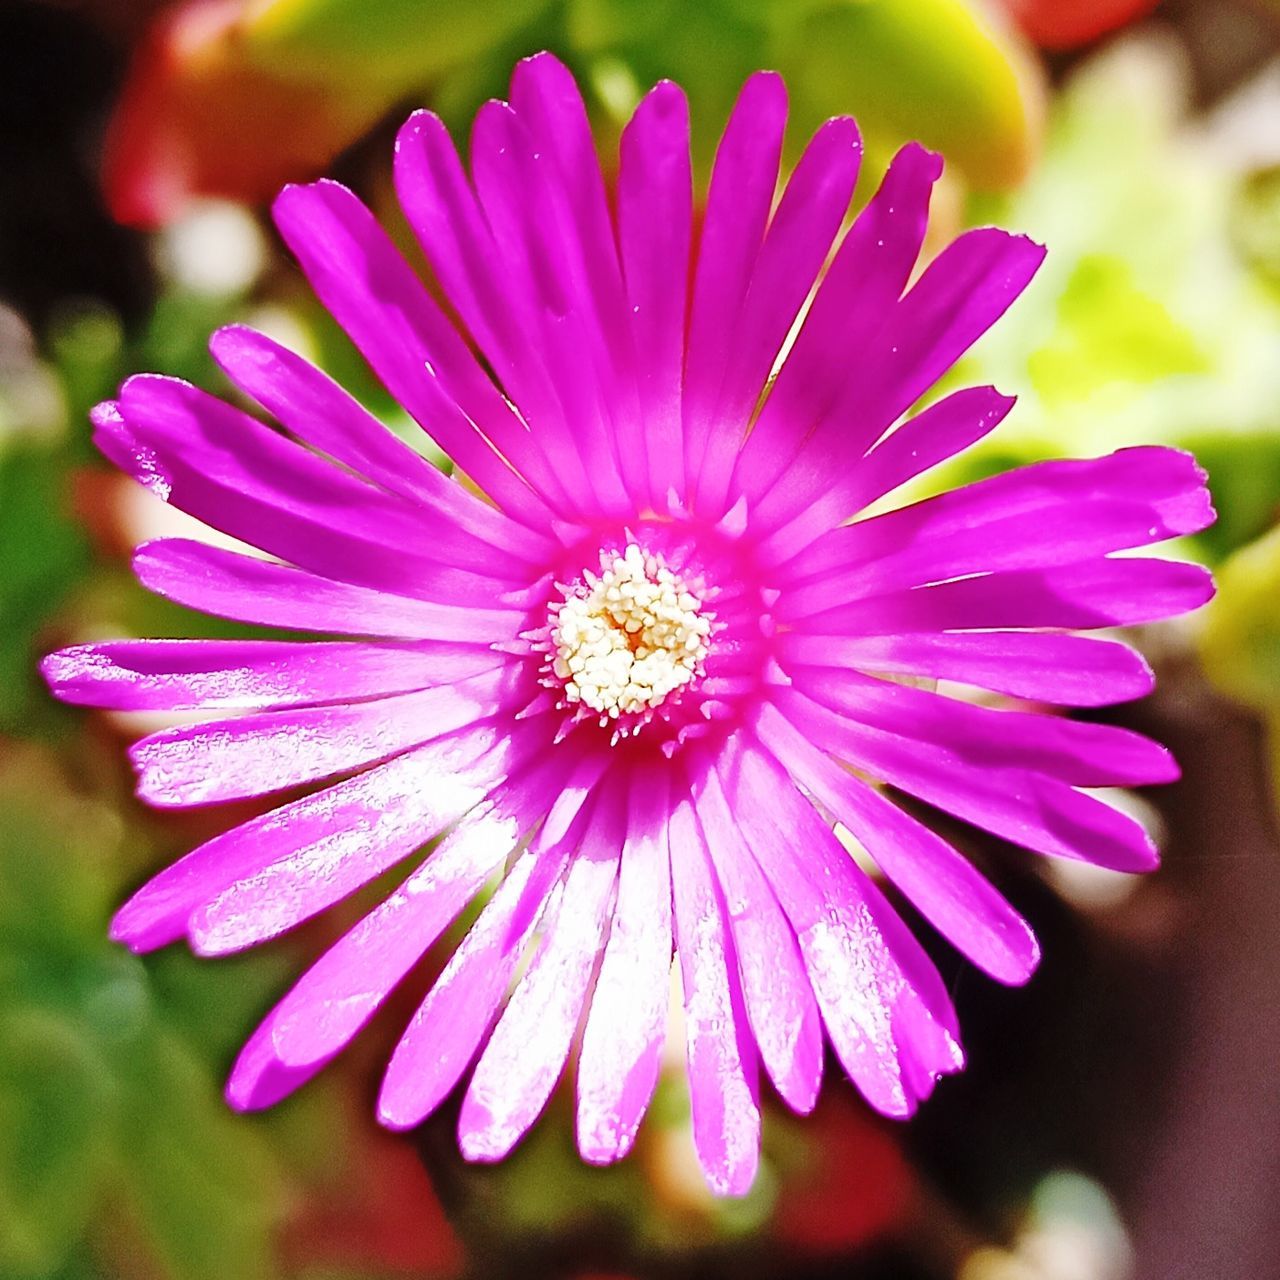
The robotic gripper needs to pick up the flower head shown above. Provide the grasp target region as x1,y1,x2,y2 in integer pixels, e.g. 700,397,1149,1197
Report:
45,54,1214,1193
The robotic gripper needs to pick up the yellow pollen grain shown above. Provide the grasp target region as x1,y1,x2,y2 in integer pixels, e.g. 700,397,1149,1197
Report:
551,543,711,717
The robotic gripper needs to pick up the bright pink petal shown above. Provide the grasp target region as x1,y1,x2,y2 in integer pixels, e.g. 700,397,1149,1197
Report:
743,228,1045,527
788,557,1215,632
459,777,626,1161
793,667,1176,786
759,387,1015,566
209,324,556,563
668,790,761,1196
376,768,602,1131
722,738,963,1105
273,180,552,523
129,667,528,807
733,142,942,511
133,539,526,643
186,727,542,956
111,725,505,953
691,762,824,1113
392,110,581,515
617,80,692,508
576,765,674,1163
108,379,524,601
43,638,503,711
755,702,1038,985
693,115,862,516
470,100,634,518
779,631,1155,707
780,690,1159,872
683,71,786,506
256,752,587,1088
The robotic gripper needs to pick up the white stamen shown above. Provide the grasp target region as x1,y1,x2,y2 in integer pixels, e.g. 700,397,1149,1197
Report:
550,543,710,718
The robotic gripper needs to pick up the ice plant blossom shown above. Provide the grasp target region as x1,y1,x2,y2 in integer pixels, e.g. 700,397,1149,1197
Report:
45,55,1214,1194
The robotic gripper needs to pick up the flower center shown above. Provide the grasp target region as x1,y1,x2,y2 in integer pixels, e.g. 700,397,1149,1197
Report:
550,543,711,718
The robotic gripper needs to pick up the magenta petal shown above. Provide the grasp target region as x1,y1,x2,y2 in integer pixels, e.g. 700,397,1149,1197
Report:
759,387,1016,565
459,779,626,1162
469,100,634,519
733,142,942,512
42,638,503,712
694,115,861,516
129,667,524,807
617,80,692,509
134,539,526,643
375,790,593,1132
715,742,909,1116
790,557,1215,632
576,766,674,1163
668,791,761,1196
112,725,511,953
793,667,1177,786
692,763,824,1113
226,1012,323,1111
210,325,555,563
756,702,1038,985
186,732,532,956
781,690,1159,872
683,71,786,504
780,631,1155,707
392,111,585,515
113,375,515,599
272,181,550,523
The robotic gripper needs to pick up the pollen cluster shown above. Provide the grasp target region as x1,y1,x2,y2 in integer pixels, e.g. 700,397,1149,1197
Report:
550,543,711,718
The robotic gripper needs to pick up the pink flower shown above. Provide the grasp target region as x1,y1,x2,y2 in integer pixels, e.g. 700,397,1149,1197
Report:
45,54,1213,1193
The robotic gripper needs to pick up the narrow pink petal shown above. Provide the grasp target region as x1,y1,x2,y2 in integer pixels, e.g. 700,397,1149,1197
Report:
577,764,674,1163
111,724,505,953
759,387,1016,566
786,557,1215,632
227,1013,323,1111
376,770,603,1132
711,742,907,1116
793,667,1177,786
784,447,1215,598
470,101,633,517
210,324,556,563
779,690,1159,873
668,791,761,1196
134,539,526,643
42,638,504,712
691,763,824,1113
755,702,1038,985
258,754,582,1085
130,667,528,807
779,631,1155,707
742,228,1045,527
721,738,962,1105
273,180,552,523
694,115,862,516
683,72,786,503
225,798,525,1112
617,80,692,507
187,726,545,956
393,110,580,514
459,777,626,1161
114,376,519,598
733,142,942,512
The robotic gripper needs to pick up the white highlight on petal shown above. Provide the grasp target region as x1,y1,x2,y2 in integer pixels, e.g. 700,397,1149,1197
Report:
550,543,711,718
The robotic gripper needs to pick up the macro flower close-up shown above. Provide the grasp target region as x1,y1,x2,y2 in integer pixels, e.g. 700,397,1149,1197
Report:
39,51,1218,1197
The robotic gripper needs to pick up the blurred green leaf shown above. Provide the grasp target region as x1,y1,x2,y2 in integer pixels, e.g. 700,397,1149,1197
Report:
938,37,1280,560
244,0,558,86
1200,524,1280,711
0,446,91,735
